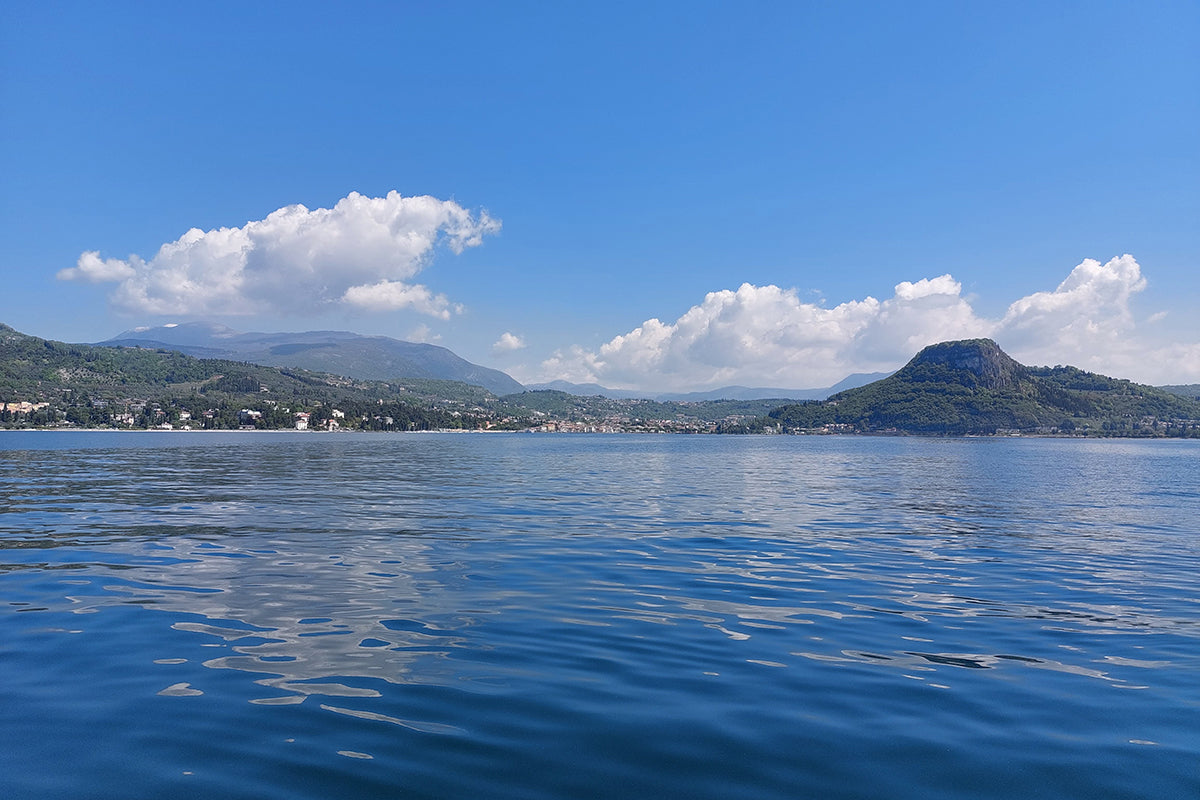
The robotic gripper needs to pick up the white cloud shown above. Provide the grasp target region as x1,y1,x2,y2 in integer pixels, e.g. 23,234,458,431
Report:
342,281,461,318
59,191,500,318
491,332,526,355
58,251,137,283
540,277,989,391
406,324,441,343
995,254,1146,372
537,255,1197,390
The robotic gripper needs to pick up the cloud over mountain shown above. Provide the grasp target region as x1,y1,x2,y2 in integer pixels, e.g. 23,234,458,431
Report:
538,255,1183,390
539,274,989,390
996,254,1148,372
491,332,526,355
59,191,500,318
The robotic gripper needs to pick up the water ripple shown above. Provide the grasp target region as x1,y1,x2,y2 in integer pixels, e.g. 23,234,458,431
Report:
2,432,1198,799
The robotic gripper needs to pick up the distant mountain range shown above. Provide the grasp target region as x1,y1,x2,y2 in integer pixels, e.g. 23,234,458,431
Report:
0,323,818,432
5,324,1199,436
525,372,893,402
769,338,1200,436
100,322,524,396
5,321,1192,428
100,322,892,401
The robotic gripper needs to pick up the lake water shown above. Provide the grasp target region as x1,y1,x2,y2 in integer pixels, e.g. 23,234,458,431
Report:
1,431,1197,799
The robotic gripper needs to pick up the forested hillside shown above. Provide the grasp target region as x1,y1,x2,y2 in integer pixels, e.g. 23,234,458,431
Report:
0,324,495,430
768,339,1200,437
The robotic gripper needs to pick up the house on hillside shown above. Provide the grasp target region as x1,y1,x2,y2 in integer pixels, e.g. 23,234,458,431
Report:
237,409,262,428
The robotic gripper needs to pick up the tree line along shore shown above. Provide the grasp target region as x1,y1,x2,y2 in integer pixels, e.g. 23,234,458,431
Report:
4,325,1200,437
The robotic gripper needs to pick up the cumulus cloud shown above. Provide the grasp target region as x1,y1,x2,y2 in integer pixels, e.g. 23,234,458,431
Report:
537,255,1189,390
491,332,526,355
342,281,461,318
58,251,137,283
540,276,989,390
59,191,500,318
996,254,1146,371
406,324,441,343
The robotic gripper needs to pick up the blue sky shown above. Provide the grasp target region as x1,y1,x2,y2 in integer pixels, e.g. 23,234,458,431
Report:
2,1,1197,390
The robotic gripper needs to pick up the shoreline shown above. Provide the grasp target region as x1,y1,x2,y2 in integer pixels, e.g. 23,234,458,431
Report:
0,427,1194,441
0,427,513,434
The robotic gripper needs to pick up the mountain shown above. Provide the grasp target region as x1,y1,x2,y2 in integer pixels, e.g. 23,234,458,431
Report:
523,380,643,398
524,372,892,402
101,323,524,396
0,323,794,433
823,371,896,394
768,339,1200,437
0,323,497,430
8,325,1200,437
1158,384,1200,401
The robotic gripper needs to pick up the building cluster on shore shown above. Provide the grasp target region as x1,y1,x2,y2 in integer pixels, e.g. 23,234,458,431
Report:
0,392,771,435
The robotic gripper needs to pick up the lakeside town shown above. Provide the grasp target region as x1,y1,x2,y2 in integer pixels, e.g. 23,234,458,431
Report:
4,326,1200,438
0,394,775,435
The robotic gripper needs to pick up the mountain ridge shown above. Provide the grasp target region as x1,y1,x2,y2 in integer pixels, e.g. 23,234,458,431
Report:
523,372,893,402
0,323,805,433
5,325,1199,436
100,323,524,396
768,338,1200,436
103,322,895,402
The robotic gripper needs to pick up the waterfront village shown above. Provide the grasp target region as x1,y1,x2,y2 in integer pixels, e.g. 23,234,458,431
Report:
0,396,776,434
4,395,1198,437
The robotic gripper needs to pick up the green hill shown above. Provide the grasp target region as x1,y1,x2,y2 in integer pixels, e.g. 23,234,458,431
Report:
101,322,524,395
0,324,497,430
0,324,774,432
7,326,1199,436
768,339,1200,437
497,389,787,424
1159,384,1200,401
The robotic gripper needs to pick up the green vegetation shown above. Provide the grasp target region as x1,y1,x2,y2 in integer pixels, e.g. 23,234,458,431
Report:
0,324,778,433
1159,384,1200,401
0,324,497,431
497,390,786,425
6,326,1198,437
768,339,1200,437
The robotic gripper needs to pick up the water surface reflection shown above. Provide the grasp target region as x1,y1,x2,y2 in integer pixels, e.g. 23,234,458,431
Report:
2,433,1198,799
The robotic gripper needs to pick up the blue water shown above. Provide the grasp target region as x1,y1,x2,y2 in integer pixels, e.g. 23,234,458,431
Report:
1,432,1197,799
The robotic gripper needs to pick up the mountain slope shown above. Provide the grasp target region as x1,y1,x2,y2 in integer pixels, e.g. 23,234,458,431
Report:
769,339,1200,436
0,323,502,430
102,323,524,395
523,371,893,402
0,323,793,433
1159,384,1200,401
2,322,442,405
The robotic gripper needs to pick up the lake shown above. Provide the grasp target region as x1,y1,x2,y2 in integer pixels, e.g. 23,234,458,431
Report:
1,431,1197,799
